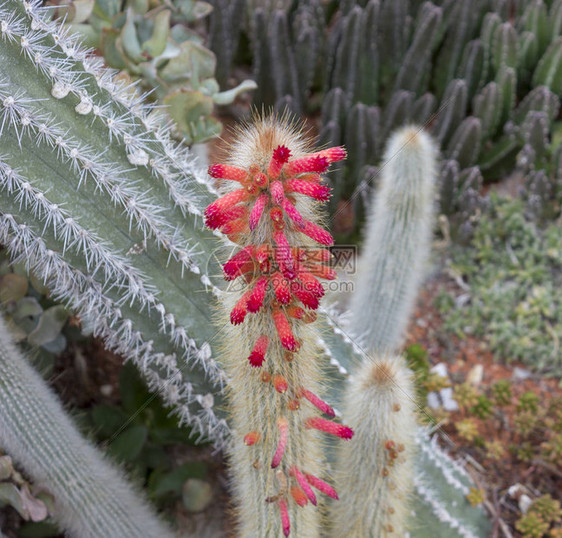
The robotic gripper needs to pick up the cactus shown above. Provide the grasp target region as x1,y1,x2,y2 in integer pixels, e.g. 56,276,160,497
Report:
208,0,246,87
349,127,438,352
250,2,324,114
331,355,417,537
0,312,175,537
209,0,562,237
334,128,490,537
0,0,230,448
0,2,495,536
203,115,353,536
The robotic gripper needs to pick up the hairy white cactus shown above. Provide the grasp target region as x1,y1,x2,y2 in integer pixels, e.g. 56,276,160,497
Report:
331,355,417,537
349,126,438,353
0,312,175,537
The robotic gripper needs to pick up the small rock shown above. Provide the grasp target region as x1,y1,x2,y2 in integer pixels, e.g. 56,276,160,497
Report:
467,364,483,386
513,367,531,381
519,494,533,514
427,392,440,409
430,363,448,377
441,387,459,411
100,384,113,397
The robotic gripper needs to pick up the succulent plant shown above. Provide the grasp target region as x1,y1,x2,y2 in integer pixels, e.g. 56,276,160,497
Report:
0,1,491,536
0,249,75,365
56,0,256,144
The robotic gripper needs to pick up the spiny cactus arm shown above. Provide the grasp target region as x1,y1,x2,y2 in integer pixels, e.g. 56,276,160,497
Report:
330,355,417,537
205,117,354,536
0,0,230,446
348,126,438,353
394,2,443,94
0,313,175,538
411,433,491,538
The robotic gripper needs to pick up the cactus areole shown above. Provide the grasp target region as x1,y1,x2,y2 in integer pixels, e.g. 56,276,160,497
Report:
205,116,353,536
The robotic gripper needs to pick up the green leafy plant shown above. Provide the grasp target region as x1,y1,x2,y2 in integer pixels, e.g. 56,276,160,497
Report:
436,195,561,373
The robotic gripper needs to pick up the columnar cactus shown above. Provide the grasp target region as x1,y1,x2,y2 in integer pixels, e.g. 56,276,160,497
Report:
340,126,491,538
204,116,353,536
0,313,174,537
331,355,417,537
349,126,438,353
0,0,229,448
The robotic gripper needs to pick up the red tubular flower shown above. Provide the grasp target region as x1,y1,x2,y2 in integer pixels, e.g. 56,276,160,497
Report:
289,467,317,506
273,374,288,394
316,146,347,163
243,431,261,445
223,247,254,280
271,418,289,468
247,276,270,313
249,193,269,231
207,204,248,230
272,309,298,351
285,155,329,176
297,271,325,298
284,179,331,202
204,189,249,228
305,417,354,440
294,173,322,183
268,145,291,179
291,284,319,310
278,499,290,537
286,305,306,320
304,473,339,500
290,486,308,507
272,272,291,304
248,335,269,367
230,290,253,325
270,206,285,230
208,163,248,182
271,180,286,205
221,218,249,236
274,231,295,279
254,171,268,188
281,198,304,226
298,220,334,246
300,389,336,417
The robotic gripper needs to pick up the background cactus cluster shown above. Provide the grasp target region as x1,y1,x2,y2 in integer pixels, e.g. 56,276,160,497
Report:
52,0,256,144
208,0,562,239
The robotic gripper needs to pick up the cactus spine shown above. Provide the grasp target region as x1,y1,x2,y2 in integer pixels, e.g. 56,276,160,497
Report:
204,116,353,536
349,127,438,353
0,313,174,538
331,355,417,537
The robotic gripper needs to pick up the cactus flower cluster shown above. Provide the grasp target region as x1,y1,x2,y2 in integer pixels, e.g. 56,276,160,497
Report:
205,117,353,536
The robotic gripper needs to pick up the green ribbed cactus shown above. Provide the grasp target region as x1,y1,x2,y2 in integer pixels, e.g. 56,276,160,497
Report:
0,312,175,537
0,0,229,449
227,0,562,237
0,1,493,536
251,1,325,114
